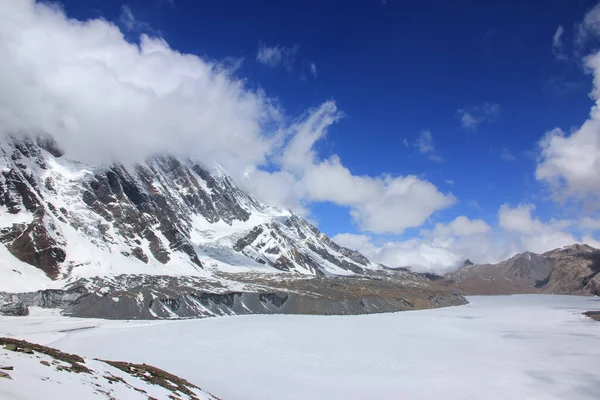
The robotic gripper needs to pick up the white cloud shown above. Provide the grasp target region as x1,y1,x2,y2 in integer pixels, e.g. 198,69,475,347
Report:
430,216,491,237
536,121,600,202
582,234,600,248
331,233,372,251
0,1,457,239
500,147,516,161
457,102,500,131
333,206,597,273
537,6,600,206
414,130,442,162
469,200,482,210
300,154,456,234
459,112,478,130
256,42,298,72
334,216,498,273
445,180,454,185
333,233,462,272
576,3,600,49
416,130,434,154
119,5,155,34
552,25,567,60
245,101,456,234
579,216,600,231
498,203,578,254
309,62,317,77
498,204,545,235
0,0,281,173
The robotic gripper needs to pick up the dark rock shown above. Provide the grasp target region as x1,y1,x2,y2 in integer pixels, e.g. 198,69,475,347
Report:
3,344,17,351
132,247,149,264
36,136,64,158
0,300,29,316
0,371,12,380
7,210,66,279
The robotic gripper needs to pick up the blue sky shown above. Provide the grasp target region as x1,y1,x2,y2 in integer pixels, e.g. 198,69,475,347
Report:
5,0,600,270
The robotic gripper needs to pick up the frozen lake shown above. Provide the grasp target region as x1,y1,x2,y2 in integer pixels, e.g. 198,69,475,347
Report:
1,295,600,400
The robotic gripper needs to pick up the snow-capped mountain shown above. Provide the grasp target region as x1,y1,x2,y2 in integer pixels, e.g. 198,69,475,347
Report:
0,136,379,287
0,136,466,318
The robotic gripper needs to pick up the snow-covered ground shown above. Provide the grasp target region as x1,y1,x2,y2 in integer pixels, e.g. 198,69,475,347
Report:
2,295,600,400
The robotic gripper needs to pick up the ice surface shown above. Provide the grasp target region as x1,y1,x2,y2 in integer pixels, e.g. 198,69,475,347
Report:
1,295,599,400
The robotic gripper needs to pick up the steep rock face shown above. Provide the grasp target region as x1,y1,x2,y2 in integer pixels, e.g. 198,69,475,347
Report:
233,215,376,276
0,294,29,316
1,137,380,283
445,252,556,295
445,244,600,296
539,251,600,295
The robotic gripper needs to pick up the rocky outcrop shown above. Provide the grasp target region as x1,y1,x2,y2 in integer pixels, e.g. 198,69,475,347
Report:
0,294,29,316
539,251,600,295
445,244,600,296
0,337,219,399
0,273,467,319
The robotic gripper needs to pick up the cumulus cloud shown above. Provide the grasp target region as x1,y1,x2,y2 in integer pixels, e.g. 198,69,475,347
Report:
537,5,600,207
457,102,500,131
536,123,600,203
429,216,491,237
334,204,598,273
334,216,498,273
253,103,457,234
0,0,281,172
0,1,455,235
498,203,578,253
333,233,462,272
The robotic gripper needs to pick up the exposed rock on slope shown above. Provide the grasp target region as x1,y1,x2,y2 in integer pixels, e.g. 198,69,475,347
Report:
1,272,466,319
445,244,600,296
0,337,219,399
539,249,600,295
0,136,466,318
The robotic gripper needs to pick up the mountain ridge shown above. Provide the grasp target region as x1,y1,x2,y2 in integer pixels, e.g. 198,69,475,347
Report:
444,243,600,296
0,135,466,318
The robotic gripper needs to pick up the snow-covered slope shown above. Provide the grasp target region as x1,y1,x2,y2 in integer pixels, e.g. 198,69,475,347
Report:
0,337,218,400
0,136,380,292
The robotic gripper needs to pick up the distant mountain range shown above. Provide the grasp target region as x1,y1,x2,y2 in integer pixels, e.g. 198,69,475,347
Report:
444,244,600,296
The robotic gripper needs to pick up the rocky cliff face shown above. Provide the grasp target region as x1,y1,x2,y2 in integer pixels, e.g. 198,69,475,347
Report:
445,244,600,296
539,250,600,295
0,136,466,318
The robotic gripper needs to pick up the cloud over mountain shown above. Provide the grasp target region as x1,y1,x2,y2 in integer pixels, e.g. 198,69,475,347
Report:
0,0,454,236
